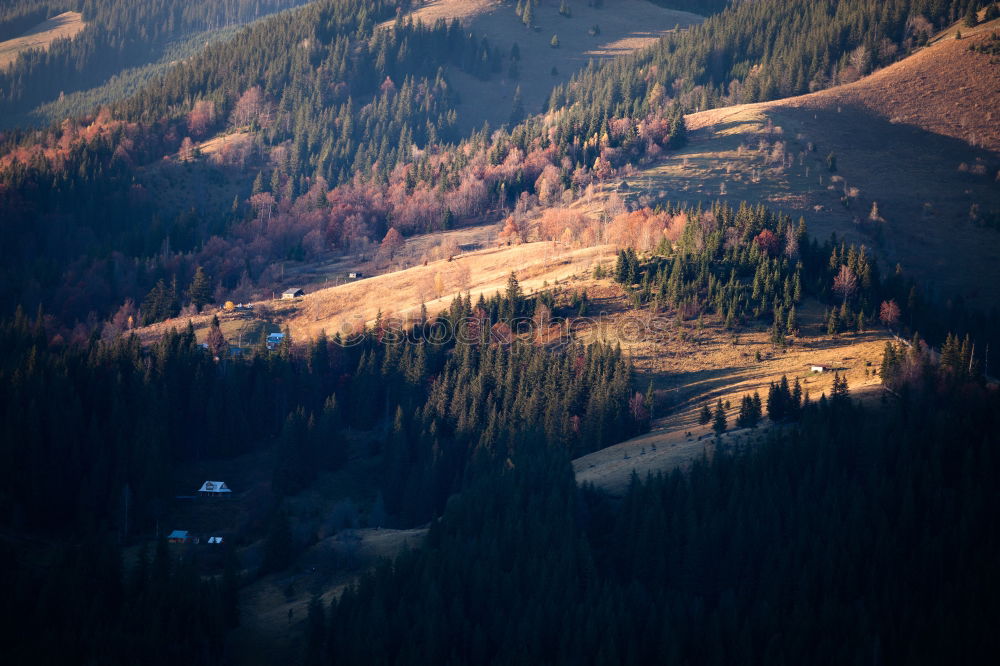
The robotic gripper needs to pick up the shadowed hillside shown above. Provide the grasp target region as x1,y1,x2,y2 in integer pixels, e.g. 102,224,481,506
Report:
577,18,1000,307
390,0,704,131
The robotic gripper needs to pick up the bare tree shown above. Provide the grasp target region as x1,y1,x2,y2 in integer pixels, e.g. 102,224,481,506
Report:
833,265,858,304
879,299,901,330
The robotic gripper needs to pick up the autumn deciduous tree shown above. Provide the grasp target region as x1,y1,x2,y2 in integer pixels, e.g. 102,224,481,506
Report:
754,229,780,256
833,265,857,304
592,156,612,181
879,299,901,329
179,137,196,162
230,87,272,128
378,227,406,264
498,215,524,245
187,99,216,138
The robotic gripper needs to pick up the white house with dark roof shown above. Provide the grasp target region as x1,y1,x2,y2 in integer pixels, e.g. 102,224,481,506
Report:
197,480,232,496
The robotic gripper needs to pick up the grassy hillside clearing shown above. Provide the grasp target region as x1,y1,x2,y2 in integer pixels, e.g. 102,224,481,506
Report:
574,19,1000,308
135,234,618,344
572,298,890,493
389,0,704,131
0,11,85,69
230,527,427,666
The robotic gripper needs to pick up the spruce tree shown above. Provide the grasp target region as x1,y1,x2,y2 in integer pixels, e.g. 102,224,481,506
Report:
712,398,727,435
187,266,211,311
965,4,979,27
698,403,712,425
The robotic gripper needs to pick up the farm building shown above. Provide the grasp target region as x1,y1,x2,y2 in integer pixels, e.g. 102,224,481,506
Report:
810,365,830,373
282,287,305,299
348,272,363,279
266,332,285,350
198,480,232,497
167,530,193,543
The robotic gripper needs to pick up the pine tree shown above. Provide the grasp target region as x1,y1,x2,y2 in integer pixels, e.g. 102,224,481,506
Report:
615,250,629,283
964,4,979,27
827,307,840,335
831,372,850,404
712,398,727,435
751,391,763,422
737,395,759,428
698,403,712,425
509,86,525,126
786,306,797,335
187,266,211,311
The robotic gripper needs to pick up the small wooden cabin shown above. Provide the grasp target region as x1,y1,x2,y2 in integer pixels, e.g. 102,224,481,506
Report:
198,480,232,497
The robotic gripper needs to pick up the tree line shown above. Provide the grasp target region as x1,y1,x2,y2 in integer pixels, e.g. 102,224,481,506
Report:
606,199,1000,357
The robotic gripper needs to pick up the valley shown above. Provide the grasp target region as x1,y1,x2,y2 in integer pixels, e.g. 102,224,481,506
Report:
2,2,999,665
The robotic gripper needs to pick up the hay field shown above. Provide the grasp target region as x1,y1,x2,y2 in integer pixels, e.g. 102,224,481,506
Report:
570,286,892,493
0,11,85,69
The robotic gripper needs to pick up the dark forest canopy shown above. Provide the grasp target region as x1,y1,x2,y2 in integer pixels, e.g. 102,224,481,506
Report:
321,376,1000,666
0,279,642,663
0,279,640,536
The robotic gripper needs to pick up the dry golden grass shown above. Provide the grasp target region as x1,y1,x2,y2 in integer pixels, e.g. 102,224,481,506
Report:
0,11,85,69
284,240,616,341
570,287,892,493
776,19,1000,153
133,238,617,344
190,130,252,156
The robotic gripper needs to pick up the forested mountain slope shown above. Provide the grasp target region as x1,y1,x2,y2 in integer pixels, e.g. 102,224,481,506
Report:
0,0,313,123
387,0,705,132
0,0,989,332
576,16,1000,307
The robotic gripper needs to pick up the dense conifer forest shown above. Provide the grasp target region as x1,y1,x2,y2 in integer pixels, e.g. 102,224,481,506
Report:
0,274,648,662
322,364,1000,665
